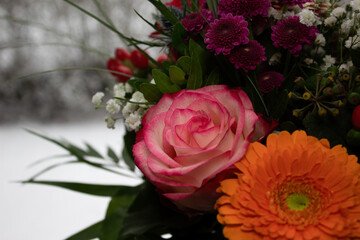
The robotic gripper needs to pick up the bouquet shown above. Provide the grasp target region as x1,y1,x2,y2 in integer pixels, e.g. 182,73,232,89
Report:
26,0,360,239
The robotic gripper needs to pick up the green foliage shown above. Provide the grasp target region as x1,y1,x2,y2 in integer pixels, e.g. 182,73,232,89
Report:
187,39,205,89
66,221,103,240
148,0,179,25
169,65,186,85
266,90,289,120
140,83,163,102
152,69,181,93
122,130,137,171
204,67,220,86
171,23,187,54
176,56,192,74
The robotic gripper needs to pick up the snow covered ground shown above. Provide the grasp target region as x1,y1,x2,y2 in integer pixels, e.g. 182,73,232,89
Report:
0,120,141,240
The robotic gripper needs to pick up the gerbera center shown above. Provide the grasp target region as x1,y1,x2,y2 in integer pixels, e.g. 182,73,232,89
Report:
286,193,309,211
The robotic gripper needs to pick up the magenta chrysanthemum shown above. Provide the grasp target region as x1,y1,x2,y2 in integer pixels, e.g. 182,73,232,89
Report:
257,71,284,93
205,14,249,55
272,0,309,7
228,40,266,71
218,0,271,18
271,16,318,56
181,9,214,33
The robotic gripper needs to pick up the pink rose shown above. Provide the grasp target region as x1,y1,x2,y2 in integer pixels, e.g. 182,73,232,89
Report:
133,85,269,212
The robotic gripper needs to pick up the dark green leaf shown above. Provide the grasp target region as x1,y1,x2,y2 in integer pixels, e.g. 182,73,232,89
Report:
171,23,187,54
169,65,186,85
107,147,119,163
66,220,103,240
122,130,136,171
187,39,204,89
148,0,179,25
127,78,151,91
85,143,103,158
266,90,289,120
204,67,220,86
23,180,137,197
177,56,192,74
101,186,141,240
140,83,163,102
152,69,181,93
206,0,218,17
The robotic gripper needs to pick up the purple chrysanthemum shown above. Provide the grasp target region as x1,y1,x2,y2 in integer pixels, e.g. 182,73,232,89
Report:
181,9,214,33
271,16,318,56
218,0,271,18
257,71,285,93
228,40,267,71
205,14,249,55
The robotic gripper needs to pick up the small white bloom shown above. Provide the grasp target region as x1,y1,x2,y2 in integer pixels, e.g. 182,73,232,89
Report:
105,116,116,129
269,52,282,66
345,35,360,49
283,11,296,18
268,7,282,20
106,99,121,115
92,92,104,107
321,55,336,70
125,112,142,131
150,79,156,84
125,82,133,93
304,58,314,65
339,63,349,72
331,7,346,18
298,9,320,26
311,46,326,57
341,19,354,34
351,0,360,11
315,33,326,46
348,60,354,67
113,83,126,99
131,91,148,108
122,102,138,118
324,16,337,26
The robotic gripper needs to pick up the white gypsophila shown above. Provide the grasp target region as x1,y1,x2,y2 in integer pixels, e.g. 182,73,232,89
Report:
304,58,314,65
122,102,138,118
345,36,360,49
113,83,126,99
341,19,354,34
331,7,346,18
125,112,142,131
131,91,148,108
324,16,337,26
348,60,354,67
269,52,282,65
105,116,116,129
321,55,336,70
351,0,360,11
283,11,296,18
105,99,121,115
268,7,282,20
135,107,146,117
315,33,326,46
339,63,349,72
298,9,321,26
91,92,104,107
125,82,133,93
150,79,156,84
311,46,326,57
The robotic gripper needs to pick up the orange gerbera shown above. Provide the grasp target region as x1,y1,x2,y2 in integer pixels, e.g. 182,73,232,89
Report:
215,130,360,240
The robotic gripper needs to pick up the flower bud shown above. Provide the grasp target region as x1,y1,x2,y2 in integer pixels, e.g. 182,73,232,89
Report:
318,107,327,116
322,87,333,96
342,73,350,81
332,83,345,94
302,92,312,100
346,129,360,146
348,92,360,105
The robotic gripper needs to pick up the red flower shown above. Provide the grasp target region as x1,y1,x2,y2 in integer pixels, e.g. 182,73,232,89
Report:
257,71,285,93
181,9,214,33
228,40,266,71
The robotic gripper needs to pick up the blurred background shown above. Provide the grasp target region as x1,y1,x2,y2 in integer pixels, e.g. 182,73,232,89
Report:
1,0,154,239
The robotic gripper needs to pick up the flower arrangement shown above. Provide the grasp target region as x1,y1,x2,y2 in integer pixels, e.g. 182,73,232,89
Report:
26,0,360,239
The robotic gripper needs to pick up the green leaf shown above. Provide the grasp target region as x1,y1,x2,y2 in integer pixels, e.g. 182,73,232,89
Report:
206,0,218,17
266,90,289,120
152,69,181,93
127,78,151,91
177,56,192,74
101,186,141,240
85,143,103,158
107,147,119,163
122,130,136,171
187,39,204,89
66,220,103,240
148,0,179,25
204,67,220,86
140,83,163,102
23,181,137,197
171,22,187,54
169,65,186,85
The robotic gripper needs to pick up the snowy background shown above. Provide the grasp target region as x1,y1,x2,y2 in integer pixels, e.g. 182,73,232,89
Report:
1,1,154,239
